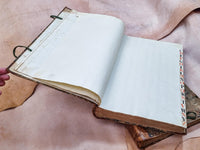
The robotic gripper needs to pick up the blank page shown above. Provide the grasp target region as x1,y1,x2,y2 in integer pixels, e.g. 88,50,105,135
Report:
15,11,124,99
100,36,185,128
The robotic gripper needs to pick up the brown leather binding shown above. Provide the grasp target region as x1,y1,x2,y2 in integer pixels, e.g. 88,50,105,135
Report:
127,85,200,148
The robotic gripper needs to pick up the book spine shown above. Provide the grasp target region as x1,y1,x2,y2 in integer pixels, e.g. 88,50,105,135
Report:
180,49,186,127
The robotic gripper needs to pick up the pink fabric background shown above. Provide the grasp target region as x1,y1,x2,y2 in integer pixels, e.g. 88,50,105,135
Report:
89,0,200,98
0,0,200,149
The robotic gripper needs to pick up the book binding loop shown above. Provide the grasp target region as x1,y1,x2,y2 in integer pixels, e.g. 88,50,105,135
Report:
50,15,63,20
13,45,32,58
187,111,197,120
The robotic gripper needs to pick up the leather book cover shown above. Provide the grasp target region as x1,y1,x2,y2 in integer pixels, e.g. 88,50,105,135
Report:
127,85,200,148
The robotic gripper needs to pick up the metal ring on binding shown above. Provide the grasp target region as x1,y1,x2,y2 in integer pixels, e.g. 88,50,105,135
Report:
186,111,197,120
13,45,32,58
50,15,63,20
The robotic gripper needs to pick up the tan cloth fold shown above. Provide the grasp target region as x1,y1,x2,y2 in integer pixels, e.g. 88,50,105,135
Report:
0,85,129,150
90,0,200,40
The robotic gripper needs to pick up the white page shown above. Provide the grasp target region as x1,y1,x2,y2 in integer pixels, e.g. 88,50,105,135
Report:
100,36,185,127
16,11,124,98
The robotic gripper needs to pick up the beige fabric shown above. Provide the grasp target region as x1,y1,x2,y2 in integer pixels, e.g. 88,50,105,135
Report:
1,0,200,149
0,85,128,150
90,0,200,40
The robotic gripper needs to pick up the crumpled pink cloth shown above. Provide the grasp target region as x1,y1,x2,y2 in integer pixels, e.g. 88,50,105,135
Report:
0,85,130,150
1,0,200,150
89,0,200,98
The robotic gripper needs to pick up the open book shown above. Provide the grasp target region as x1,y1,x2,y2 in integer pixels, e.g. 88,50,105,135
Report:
8,7,186,133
